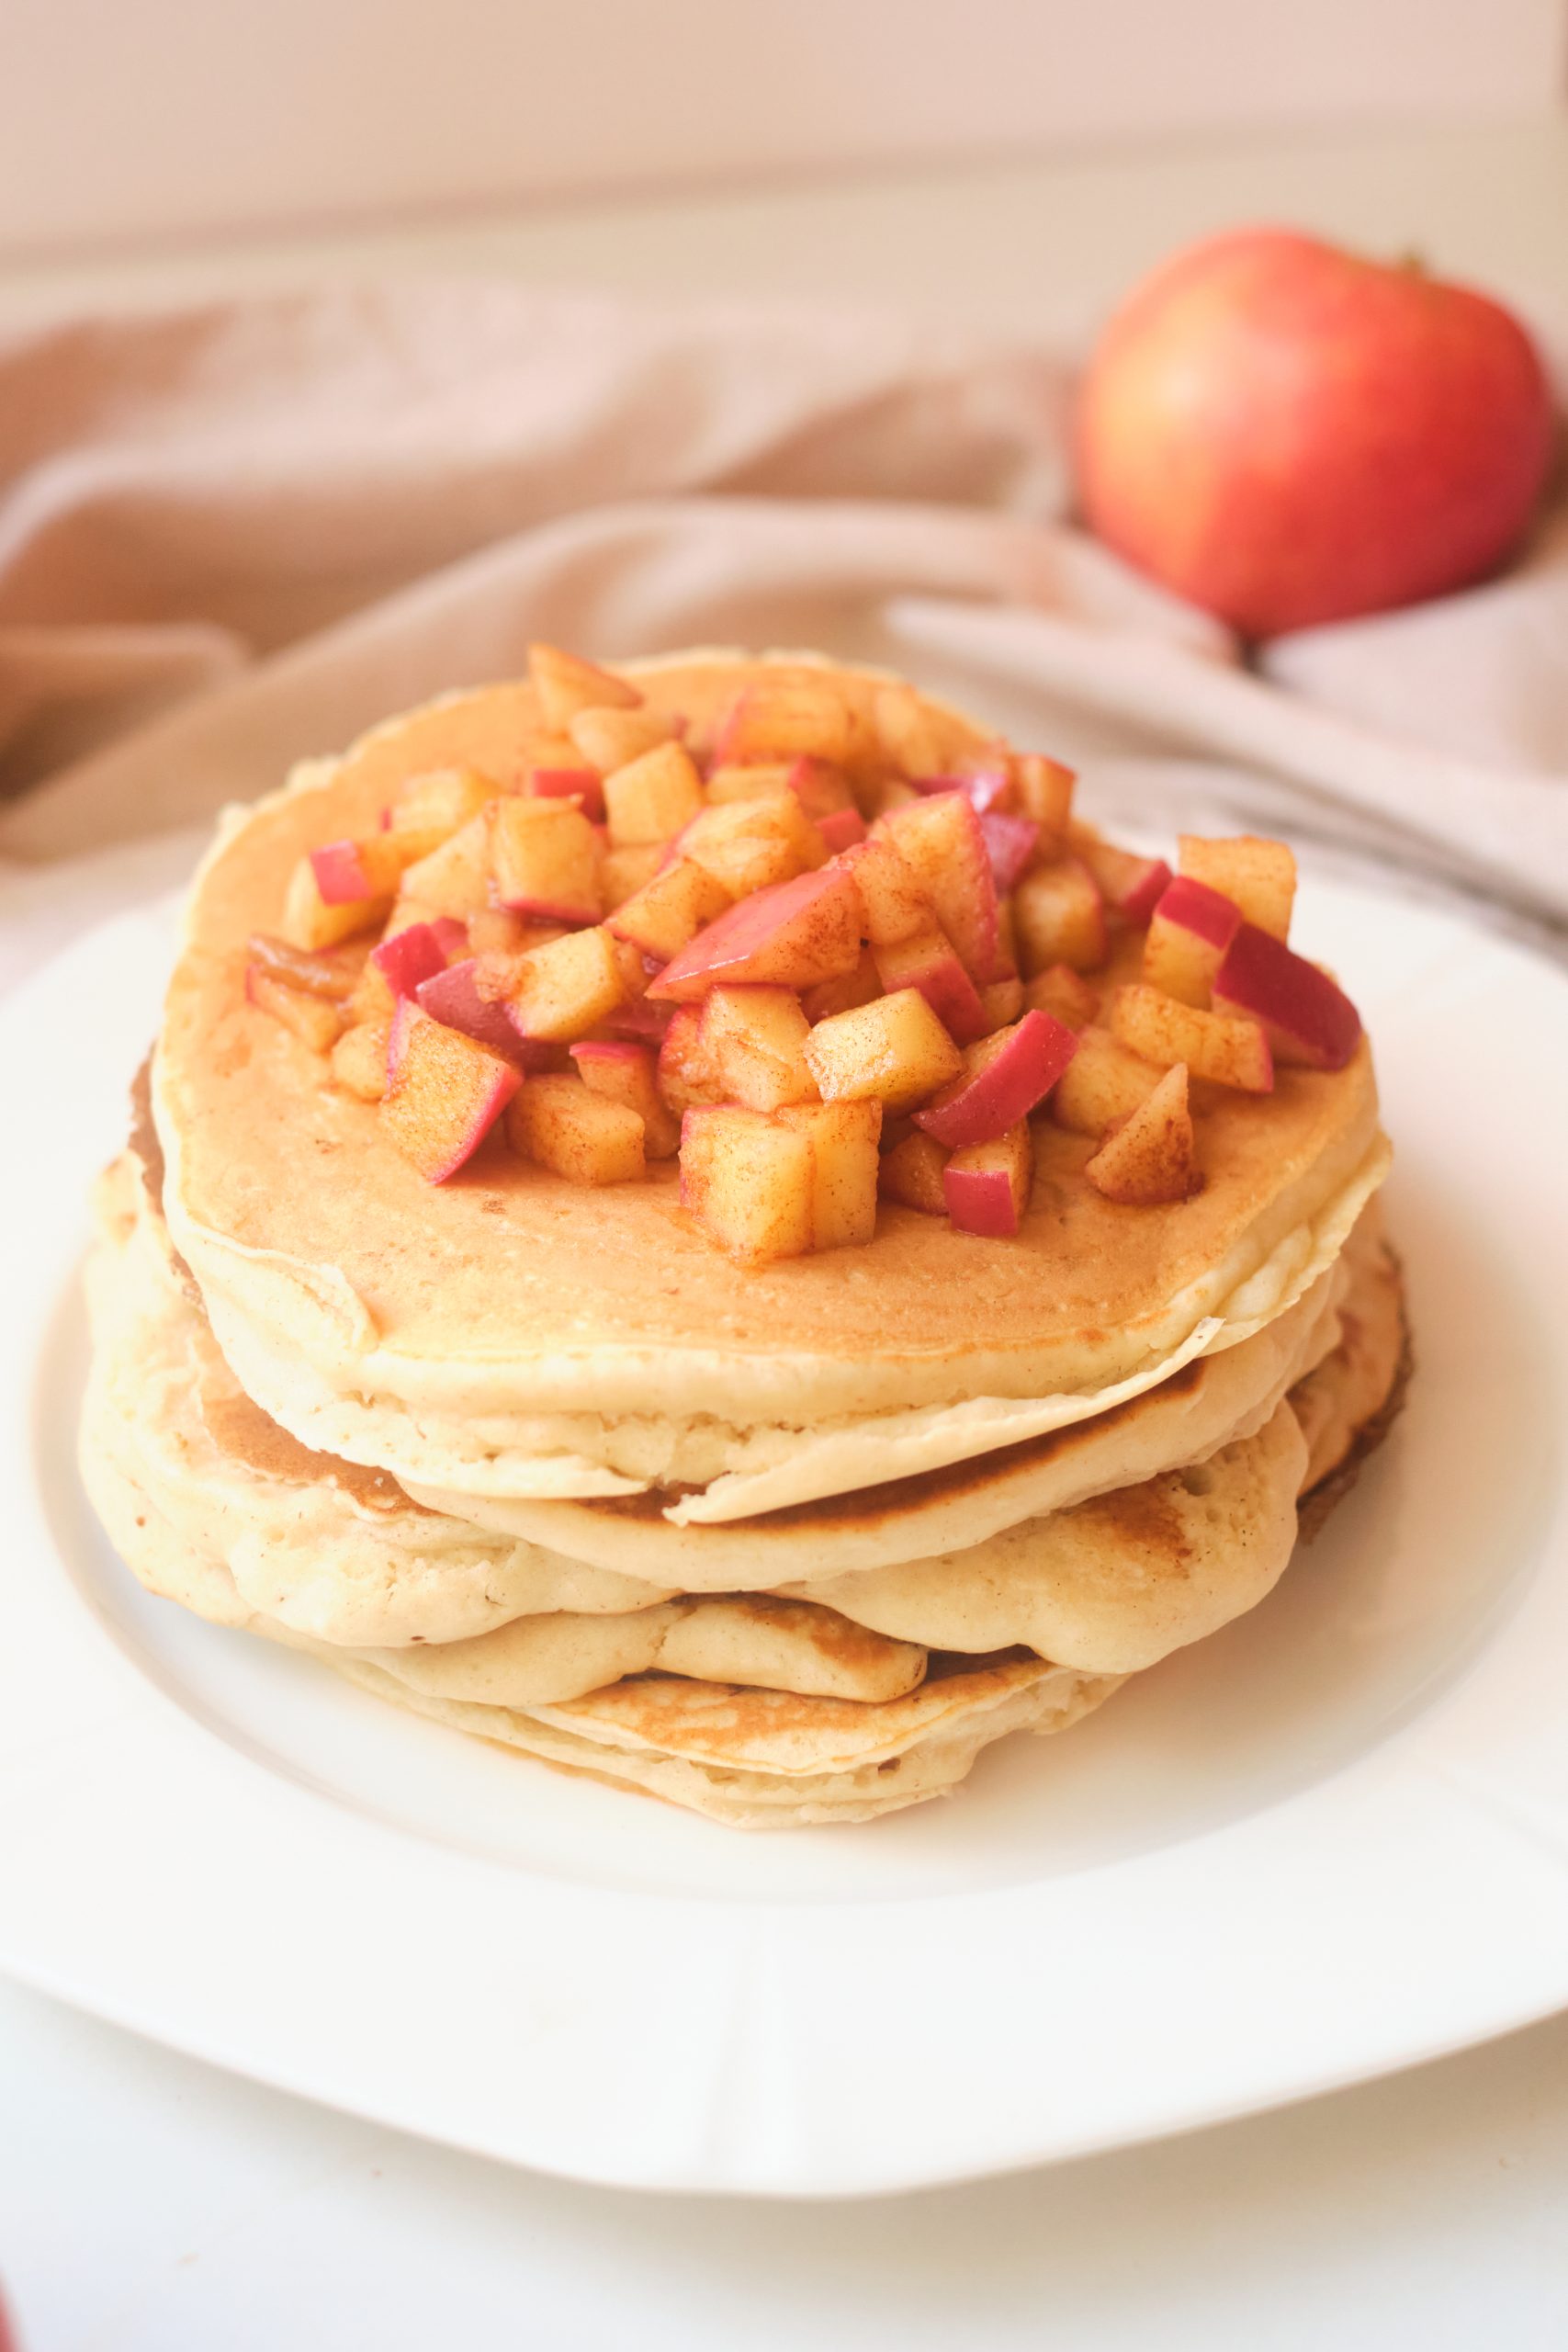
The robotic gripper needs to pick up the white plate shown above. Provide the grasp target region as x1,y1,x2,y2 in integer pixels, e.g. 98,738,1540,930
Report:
2,880,1567,2199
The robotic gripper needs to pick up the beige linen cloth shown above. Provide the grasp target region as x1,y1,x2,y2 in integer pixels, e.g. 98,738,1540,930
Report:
1,282,1564,989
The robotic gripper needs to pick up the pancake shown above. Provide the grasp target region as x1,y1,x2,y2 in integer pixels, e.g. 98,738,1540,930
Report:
153,653,1387,1512
1291,1202,1408,1496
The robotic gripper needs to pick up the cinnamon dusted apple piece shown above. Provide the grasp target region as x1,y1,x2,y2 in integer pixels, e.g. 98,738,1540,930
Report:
777,1101,883,1249
873,925,990,1044
386,766,495,861
369,918,467,1002
679,1107,815,1262
656,1003,727,1115
714,672,857,767
784,756,857,820
568,705,677,775
1142,875,1241,1007
1012,752,1077,843
910,763,1012,814
246,933,362,1000
1012,856,1108,977
378,1012,521,1182
608,858,730,962
397,812,493,924
528,642,641,729
801,947,881,1024
815,808,866,854
873,680,962,779
943,1122,1034,1237
570,1040,681,1159
1111,982,1273,1092
1023,965,1100,1028
1212,924,1362,1069
601,842,665,911
878,1126,951,1216
1051,1026,1162,1136
835,834,931,948
1074,831,1173,926
803,989,963,1114
330,1020,393,1102
978,810,1041,893
977,975,1025,1031
913,1011,1077,1149
648,866,863,1000
879,793,1002,982
308,834,413,908
415,959,531,1059
678,792,823,898
1179,834,1297,941
704,760,796,805
245,967,344,1052
1084,1064,1200,1205
280,853,393,952
488,799,603,924
603,741,705,846
699,986,818,1113
506,926,626,1042
526,764,606,821
507,1074,646,1187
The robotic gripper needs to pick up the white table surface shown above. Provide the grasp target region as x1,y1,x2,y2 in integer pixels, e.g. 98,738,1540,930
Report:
5,115,1568,2352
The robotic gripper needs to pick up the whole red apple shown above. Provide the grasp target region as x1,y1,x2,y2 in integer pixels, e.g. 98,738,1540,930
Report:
1077,228,1556,638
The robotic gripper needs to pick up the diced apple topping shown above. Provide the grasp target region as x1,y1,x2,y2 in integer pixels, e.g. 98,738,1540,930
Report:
1051,1026,1162,1136
878,1126,951,1215
785,756,856,820
874,680,958,779
678,791,821,899
649,865,863,1000
804,989,963,1114
529,642,641,730
1075,831,1173,926
1013,857,1108,976
1142,875,1242,1007
608,858,730,962
715,673,857,767
944,1122,1033,1237
802,947,882,1024
488,798,602,923
603,741,705,846
387,767,494,860
568,704,676,774
914,1010,1077,1148
1212,924,1362,1070
507,1074,646,1187
570,1040,681,1159
416,958,528,1059
507,926,626,1041
247,933,363,1000
1023,965,1100,1028
704,760,797,804
977,975,1025,1031
527,764,606,821
656,1002,727,1115
1179,834,1297,942
601,842,665,911
815,807,866,853
1084,1064,1200,1205
872,925,989,1044
680,1107,815,1262
700,986,818,1113
309,834,412,908
978,810,1041,893
246,966,344,1051
777,1101,883,1249
1111,982,1273,1092
281,854,391,952
379,1012,521,1182
912,764,1011,814
880,793,1001,981
370,918,466,1002
835,834,931,947
1012,753,1076,842
396,812,493,924
329,1020,392,1102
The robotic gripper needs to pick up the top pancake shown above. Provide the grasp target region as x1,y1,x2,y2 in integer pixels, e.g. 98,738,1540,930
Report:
155,650,1383,1431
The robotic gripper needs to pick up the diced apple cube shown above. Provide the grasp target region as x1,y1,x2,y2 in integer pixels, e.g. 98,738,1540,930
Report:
1012,857,1108,976
1110,982,1273,1092
329,1019,391,1101
1179,834,1297,942
387,767,495,860
570,1040,680,1159
378,1013,520,1182
802,947,882,1024
704,760,796,804
370,918,465,1002
880,794,1001,982
462,908,521,956
914,1010,1077,1148
1012,753,1076,842
309,835,412,907
246,933,363,1001
804,989,962,1114
281,854,390,951
603,741,705,847
607,857,729,963
1023,965,1100,1028
912,765,1013,814
656,1003,726,1115
873,925,988,1044
601,842,665,911
979,810,1041,893
785,756,856,820
1076,831,1173,926
414,958,528,1060
507,926,626,1042
488,799,602,923
1084,1064,1200,1205
698,986,817,1113
778,1101,883,1250
815,808,866,854
878,1127,951,1216
977,975,1024,1030
529,642,640,730
568,704,676,774
943,1122,1033,1237
678,791,821,899
1142,875,1243,1007
715,673,856,767
649,866,863,1000
527,764,605,821
835,834,930,947
396,812,493,924
1051,1026,1163,1136
872,681,964,779
507,1074,646,1186
1212,924,1362,1070
680,1107,814,1262
246,965,344,1051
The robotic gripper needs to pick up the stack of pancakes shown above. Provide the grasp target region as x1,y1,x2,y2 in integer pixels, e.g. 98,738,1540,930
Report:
81,653,1406,1827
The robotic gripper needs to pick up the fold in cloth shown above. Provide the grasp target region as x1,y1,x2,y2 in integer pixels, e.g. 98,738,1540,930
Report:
0,281,1562,983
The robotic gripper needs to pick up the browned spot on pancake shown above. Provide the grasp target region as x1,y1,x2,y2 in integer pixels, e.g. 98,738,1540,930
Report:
199,1385,429,1516
1075,1477,1193,1582
688,1593,922,1676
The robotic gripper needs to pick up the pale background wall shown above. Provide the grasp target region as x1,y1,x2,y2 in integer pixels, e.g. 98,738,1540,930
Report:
1,0,1563,261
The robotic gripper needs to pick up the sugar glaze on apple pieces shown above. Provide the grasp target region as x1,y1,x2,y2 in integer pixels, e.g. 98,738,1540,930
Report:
243,646,1364,1261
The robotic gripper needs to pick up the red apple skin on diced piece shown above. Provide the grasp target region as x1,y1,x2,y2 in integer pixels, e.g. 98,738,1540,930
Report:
978,811,1041,893
282,855,390,951
378,1014,521,1183
245,966,344,1052
1212,923,1363,1070
1023,965,1100,1029
531,765,606,821
1012,857,1108,978
943,1122,1034,1238
371,920,460,1001
416,958,542,1063
778,1100,883,1250
1142,874,1243,1008
873,926,989,1046
310,838,394,907
914,1010,1077,1149
911,766,1011,814
815,807,866,853
679,1106,816,1263
881,793,1002,983
803,989,963,1115
1077,835,1173,926
879,1127,951,1216
648,865,863,1001
785,756,856,820
1084,1064,1201,1206
1179,833,1296,941
1111,981,1273,1092
570,1040,681,1159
